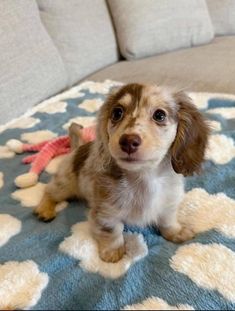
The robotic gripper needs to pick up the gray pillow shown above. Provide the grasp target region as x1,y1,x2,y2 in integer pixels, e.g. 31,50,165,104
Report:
0,0,68,125
37,0,119,86
206,0,235,35
108,0,214,60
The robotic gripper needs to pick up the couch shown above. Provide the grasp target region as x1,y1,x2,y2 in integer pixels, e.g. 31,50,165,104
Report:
1,2,235,310
1,0,235,125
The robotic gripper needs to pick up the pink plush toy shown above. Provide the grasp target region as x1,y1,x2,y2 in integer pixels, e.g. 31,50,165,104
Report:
7,124,96,188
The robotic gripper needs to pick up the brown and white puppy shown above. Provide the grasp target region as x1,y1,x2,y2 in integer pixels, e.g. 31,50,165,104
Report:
34,83,210,263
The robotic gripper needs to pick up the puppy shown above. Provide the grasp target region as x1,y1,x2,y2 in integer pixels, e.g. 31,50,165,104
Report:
34,83,210,263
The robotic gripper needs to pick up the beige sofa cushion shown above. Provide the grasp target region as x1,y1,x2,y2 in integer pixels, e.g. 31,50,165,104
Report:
206,0,235,35
108,0,214,60
87,36,235,94
37,0,119,86
0,0,67,125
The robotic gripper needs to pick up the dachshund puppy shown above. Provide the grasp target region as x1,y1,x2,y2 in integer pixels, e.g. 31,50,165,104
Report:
35,84,210,263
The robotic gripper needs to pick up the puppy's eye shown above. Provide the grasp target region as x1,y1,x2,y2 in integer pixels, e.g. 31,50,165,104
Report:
111,106,124,122
153,109,166,123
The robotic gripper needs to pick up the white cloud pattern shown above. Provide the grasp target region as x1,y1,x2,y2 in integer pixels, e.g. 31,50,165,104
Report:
21,130,57,144
207,107,235,119
45,154,67,174
63,116,96,130
59,221,148,279
11,182,68,213
7,117,40,129
123,297,194,310
188,92,210,109
205,134,235,164
79,98,104,113
11,182,46,208
208,120,222,132
171,243,235,302
37,101,67,114
0,146,15,159
0,214,21,247
179,188,235,238
0,172,3,189
0,260,48,309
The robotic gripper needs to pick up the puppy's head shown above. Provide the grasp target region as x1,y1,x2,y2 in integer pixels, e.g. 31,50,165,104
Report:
97,83,210,175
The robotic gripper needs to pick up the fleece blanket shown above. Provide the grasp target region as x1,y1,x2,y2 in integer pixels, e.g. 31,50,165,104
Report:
0,80,235,310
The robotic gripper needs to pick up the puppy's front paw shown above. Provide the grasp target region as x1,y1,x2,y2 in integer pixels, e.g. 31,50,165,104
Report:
160,225,195,243
99,244,125,263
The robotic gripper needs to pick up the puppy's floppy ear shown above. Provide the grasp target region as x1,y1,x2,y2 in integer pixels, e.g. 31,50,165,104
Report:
97,85,122,145
171,91,210,176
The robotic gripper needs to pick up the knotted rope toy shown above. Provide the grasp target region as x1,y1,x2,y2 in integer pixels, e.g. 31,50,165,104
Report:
6,123,96,188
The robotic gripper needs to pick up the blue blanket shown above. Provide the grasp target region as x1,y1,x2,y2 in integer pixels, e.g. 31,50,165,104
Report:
0,80,235,310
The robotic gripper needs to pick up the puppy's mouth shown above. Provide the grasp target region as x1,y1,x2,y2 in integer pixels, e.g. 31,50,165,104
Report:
119,157,144,163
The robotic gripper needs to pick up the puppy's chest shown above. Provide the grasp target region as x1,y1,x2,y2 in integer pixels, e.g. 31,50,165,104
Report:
116,175,163,226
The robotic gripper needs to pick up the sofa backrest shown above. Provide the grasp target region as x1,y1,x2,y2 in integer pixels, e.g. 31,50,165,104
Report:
0,0,68,125
0,0,119,125
107,0,215,60
206,0,235,35
1,0,235,125
37,0,119,86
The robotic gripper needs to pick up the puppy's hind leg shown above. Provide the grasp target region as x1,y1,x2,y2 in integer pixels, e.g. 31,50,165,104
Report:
34,156,77,222
34,188,58,222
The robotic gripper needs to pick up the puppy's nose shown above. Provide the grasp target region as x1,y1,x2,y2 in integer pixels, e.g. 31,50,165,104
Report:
119,134,141,154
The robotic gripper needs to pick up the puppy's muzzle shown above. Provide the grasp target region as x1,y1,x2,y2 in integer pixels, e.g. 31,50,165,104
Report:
119,134,141,154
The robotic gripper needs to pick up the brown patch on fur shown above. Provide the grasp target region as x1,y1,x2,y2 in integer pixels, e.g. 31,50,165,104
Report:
73,141,93,174
91,160,123,211
171,91,210,176
119,93,132,107
116,83,143,106
101,225,114,233
93,176,110,203
96,84,143,146
89,208,125,263
106,159,123,180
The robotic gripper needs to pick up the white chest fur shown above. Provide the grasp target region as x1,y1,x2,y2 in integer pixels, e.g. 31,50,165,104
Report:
116,170,184,227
